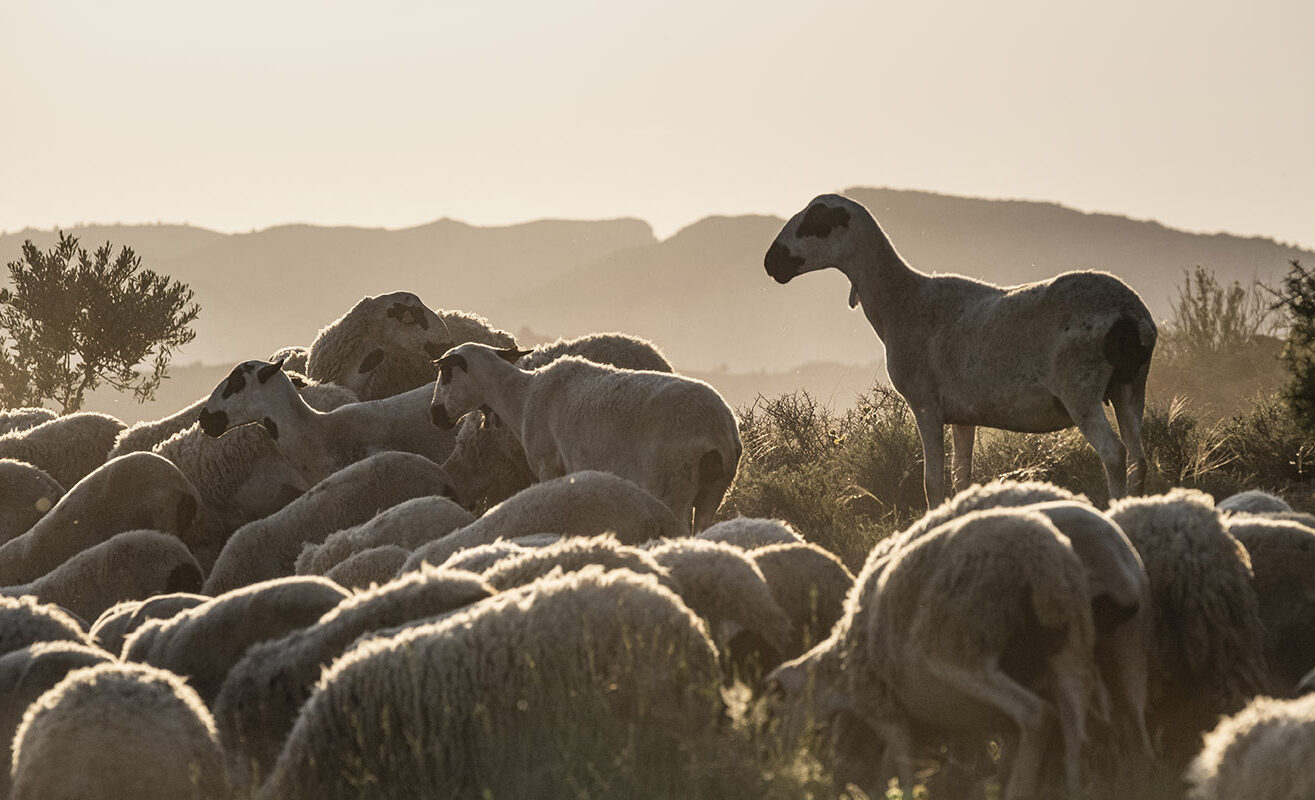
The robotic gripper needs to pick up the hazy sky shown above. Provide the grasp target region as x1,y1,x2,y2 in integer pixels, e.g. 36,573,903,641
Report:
2,0,1312,247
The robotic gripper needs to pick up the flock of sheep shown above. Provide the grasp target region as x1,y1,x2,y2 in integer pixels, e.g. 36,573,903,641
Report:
0,193,1309,798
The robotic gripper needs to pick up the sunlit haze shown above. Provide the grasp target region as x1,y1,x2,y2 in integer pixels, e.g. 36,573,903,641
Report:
2,0,1312,246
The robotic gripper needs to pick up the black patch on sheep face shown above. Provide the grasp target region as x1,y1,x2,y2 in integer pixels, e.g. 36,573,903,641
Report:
431,404,455,430
423,341,446,360
795,203,850,240
198,408,229,438
176,495,198,535
262,417,280,440
220,367,246,398
257,359,284,384
764,241,805,283
435,353,467,386
358,348,385,374
387,302,430,330
166,563,204,594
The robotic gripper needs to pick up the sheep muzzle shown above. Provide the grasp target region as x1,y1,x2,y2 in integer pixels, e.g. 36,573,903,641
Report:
765,241,804,283
430,404,456,430
198,408,229,438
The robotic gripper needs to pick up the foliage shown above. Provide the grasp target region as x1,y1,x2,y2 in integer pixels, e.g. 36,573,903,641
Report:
0,232,200,413
1273,259,1315,435
1160,265,1279,361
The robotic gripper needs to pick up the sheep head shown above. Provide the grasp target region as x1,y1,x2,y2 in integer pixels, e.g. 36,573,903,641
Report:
765,194,881,306
198,359,293,438
430,344,529,430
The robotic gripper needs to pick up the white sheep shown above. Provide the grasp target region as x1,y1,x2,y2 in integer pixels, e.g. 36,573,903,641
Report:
0,407,57,435
10,661,228,800
435,539,531,573
1185,693,1315,800
479,533,675,593
441,331,674,509
122,575,350,704
0,595,90,656
294,494,475,577
1222,514,1315,694
323,545,410,590
256,567,724,800
306,291,516,400
203,451,454,595
213,565,492,791
0,452,201,587
431,343,742,532
697,516,806,550
2,529,204,622
751,540,854,660
266,344,309,373
765,193,1157,505
0,411,126,489
89,592,208,656
0,459,63,545
1107,488,1270,767
400,470,685,574
199,359,455,485
1216,488,1293,514
769,508,1096,800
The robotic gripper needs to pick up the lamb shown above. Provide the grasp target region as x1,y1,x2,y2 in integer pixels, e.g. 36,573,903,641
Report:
0,459,63,545
256,567,724,800
431,343,742,532
0,411,126,489
0,595,91,657
751,541,854,660
294,494,475,576
323,545,410,590
768,508,1096,800
122,575,350,704
199,359,455,485
1185,693,1315,800
441,331,673,509
2,529,204,622
1222,514,1315,694
697,516,806,550
203,451,454,594
400,470,685,574
89,592,208,656
10,661,228,800
0,452,201,586
306,291,516,400
213,566,492,790
0,407,57,435
765,193,1157,505
1107,488,1270,767
1217,488,1293,514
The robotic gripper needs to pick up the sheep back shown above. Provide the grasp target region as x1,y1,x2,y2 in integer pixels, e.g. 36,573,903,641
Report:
0,411,125,489
0,458,63,546
296,494,475,576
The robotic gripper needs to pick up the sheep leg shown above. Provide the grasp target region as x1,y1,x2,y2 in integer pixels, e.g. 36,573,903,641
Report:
1106,621,1154,759
951,424,975,493
924,660,1052,800
1107,380,1147,496
912,408,947,506
1062,400,1127,501
1049,647,1090,796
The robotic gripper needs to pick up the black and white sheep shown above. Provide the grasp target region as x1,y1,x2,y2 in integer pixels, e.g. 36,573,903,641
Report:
203,451,454,594
0,411,126,489
10,661,228,800
1185,693,1315,800
765,193,1156,505
294,494,475,577
0,458,63,545
431,343,741,532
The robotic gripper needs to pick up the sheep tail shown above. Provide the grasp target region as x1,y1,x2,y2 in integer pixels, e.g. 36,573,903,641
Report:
1102,315,1156,386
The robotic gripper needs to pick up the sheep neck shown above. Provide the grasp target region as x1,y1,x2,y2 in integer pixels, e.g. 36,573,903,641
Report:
265,389,340,486
470,358,530,440
844,225,927,344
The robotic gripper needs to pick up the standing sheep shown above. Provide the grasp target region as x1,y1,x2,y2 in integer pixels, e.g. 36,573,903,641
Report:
431,343,741,532
10,661,228,800
0,411,126,489
400,470,684,574
257,567,724,800
295,494,475,576
203,451,454,595
765,193,1156,504
0,459,63,546
1185,693,1315,800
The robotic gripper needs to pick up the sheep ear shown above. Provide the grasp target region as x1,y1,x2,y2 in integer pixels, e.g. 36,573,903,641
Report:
257,359,285,384
495,347,532,364
288,375,307,388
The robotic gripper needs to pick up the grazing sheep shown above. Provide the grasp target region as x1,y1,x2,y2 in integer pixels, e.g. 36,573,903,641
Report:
697,516,806,550
89,592,208,656
294,494,475,576
1108,488,1270,767
2,529,204,622
480,533,674,592
10,662,228,800
0,641,114,796
323,545,411,590
123,575,349,704
1185,693,1315,800
401,470,684,574
1223,514,1315,694
432,344,741,532
214,566,492,790
0,407,57,435
306,292,516,401
752,541,854,660
1217,488,1293,514
0,452,201,586
765,193,1156,505
267,344,309,373
0,459,63,546
199,359,454,485
257,567,723,800
203,451,453,594
770,508,1096,800
435,539,531,573
0,595,90,657
441,331,673,509
0,411,126,489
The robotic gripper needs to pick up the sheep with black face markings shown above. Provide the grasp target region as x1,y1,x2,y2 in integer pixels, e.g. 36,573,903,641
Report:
213,565,492,791
0,459,63,546
1185,693,1315,800
256,567,724,800
431,343,741,532
441,331,673,509
294,494,475,577
10,661,228,800
765,193,1156,505
0,411,126,489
